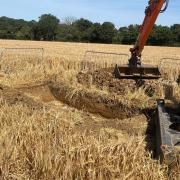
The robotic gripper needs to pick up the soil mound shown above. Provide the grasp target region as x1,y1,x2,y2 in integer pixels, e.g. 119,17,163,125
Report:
77,68,161,97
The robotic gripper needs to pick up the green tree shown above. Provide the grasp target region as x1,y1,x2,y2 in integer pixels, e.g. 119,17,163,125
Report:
171,24,180,46
73,18,93,42
120,25,139,45
34,14,60,40
74,18,93,32
0,15,180,47
148,25,172,46
16,25,32,40
88,23,102,43
99,22,116,43
0,16,29,39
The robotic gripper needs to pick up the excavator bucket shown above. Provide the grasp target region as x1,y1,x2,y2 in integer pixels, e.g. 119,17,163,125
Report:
113,64,161,79
81,51,161,79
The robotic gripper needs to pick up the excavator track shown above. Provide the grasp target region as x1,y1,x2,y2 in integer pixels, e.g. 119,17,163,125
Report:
156,99,180,166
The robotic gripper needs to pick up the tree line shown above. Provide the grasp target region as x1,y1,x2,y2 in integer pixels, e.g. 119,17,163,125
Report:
0,14,179,46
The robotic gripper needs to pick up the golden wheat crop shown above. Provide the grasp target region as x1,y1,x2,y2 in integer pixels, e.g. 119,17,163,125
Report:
0,39,180,179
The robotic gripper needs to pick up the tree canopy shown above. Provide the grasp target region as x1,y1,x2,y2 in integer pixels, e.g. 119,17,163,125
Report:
32,14,59,40
0,14,179,47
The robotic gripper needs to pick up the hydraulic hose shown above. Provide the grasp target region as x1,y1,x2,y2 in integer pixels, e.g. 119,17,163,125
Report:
160,0,169,13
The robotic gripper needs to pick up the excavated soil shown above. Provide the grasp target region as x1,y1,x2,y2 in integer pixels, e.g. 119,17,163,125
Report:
16,84,55,103
49,81,142,119
0,81,142,119
0,82,149,139
77,68,162,97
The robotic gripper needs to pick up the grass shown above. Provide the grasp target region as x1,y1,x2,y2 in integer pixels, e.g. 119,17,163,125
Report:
0,39,180,179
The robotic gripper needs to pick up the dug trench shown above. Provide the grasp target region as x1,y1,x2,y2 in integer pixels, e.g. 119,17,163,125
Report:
76,69,180,163
0,84,149,151
0,82,146,119
0,71,162,156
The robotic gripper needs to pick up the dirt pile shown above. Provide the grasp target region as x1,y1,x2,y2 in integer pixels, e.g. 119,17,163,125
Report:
77,68,162,97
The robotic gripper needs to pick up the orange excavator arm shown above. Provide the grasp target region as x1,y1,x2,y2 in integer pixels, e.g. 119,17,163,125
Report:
129,0,169,66
114,0,169,79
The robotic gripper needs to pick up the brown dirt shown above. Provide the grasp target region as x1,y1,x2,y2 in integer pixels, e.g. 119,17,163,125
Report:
0,81,142,119
0,85,43,109
49,81,141,119
0,73,5,78
16,84,55,103
77,68,162,97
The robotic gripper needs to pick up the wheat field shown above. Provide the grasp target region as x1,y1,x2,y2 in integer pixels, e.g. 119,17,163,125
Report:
0,39,180,179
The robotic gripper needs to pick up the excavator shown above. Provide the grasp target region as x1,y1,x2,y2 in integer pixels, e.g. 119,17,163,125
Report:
113,0,179,166
114,0,169,79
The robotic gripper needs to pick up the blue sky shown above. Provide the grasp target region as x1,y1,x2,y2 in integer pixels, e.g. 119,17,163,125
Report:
0,0,179,27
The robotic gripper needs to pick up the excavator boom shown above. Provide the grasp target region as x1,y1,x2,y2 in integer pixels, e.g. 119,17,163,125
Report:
131,0,169,61
114,0,169,79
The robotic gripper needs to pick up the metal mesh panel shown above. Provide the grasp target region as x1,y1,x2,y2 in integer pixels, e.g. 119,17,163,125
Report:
0,48,44,74
159,58,180,81
81,51,129,71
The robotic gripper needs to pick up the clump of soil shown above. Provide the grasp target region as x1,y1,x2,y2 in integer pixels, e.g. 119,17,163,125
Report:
77,68,162,97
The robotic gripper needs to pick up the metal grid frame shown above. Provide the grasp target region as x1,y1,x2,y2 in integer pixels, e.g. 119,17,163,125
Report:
0,47,44,62
0,47,44,74
81,50,129,71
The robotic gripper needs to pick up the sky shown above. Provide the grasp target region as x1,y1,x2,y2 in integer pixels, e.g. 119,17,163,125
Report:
0,0,179,27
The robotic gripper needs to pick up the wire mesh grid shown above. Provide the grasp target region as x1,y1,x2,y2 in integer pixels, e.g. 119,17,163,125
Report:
0,48,44,74
81,51,129,71
159,58,180,81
